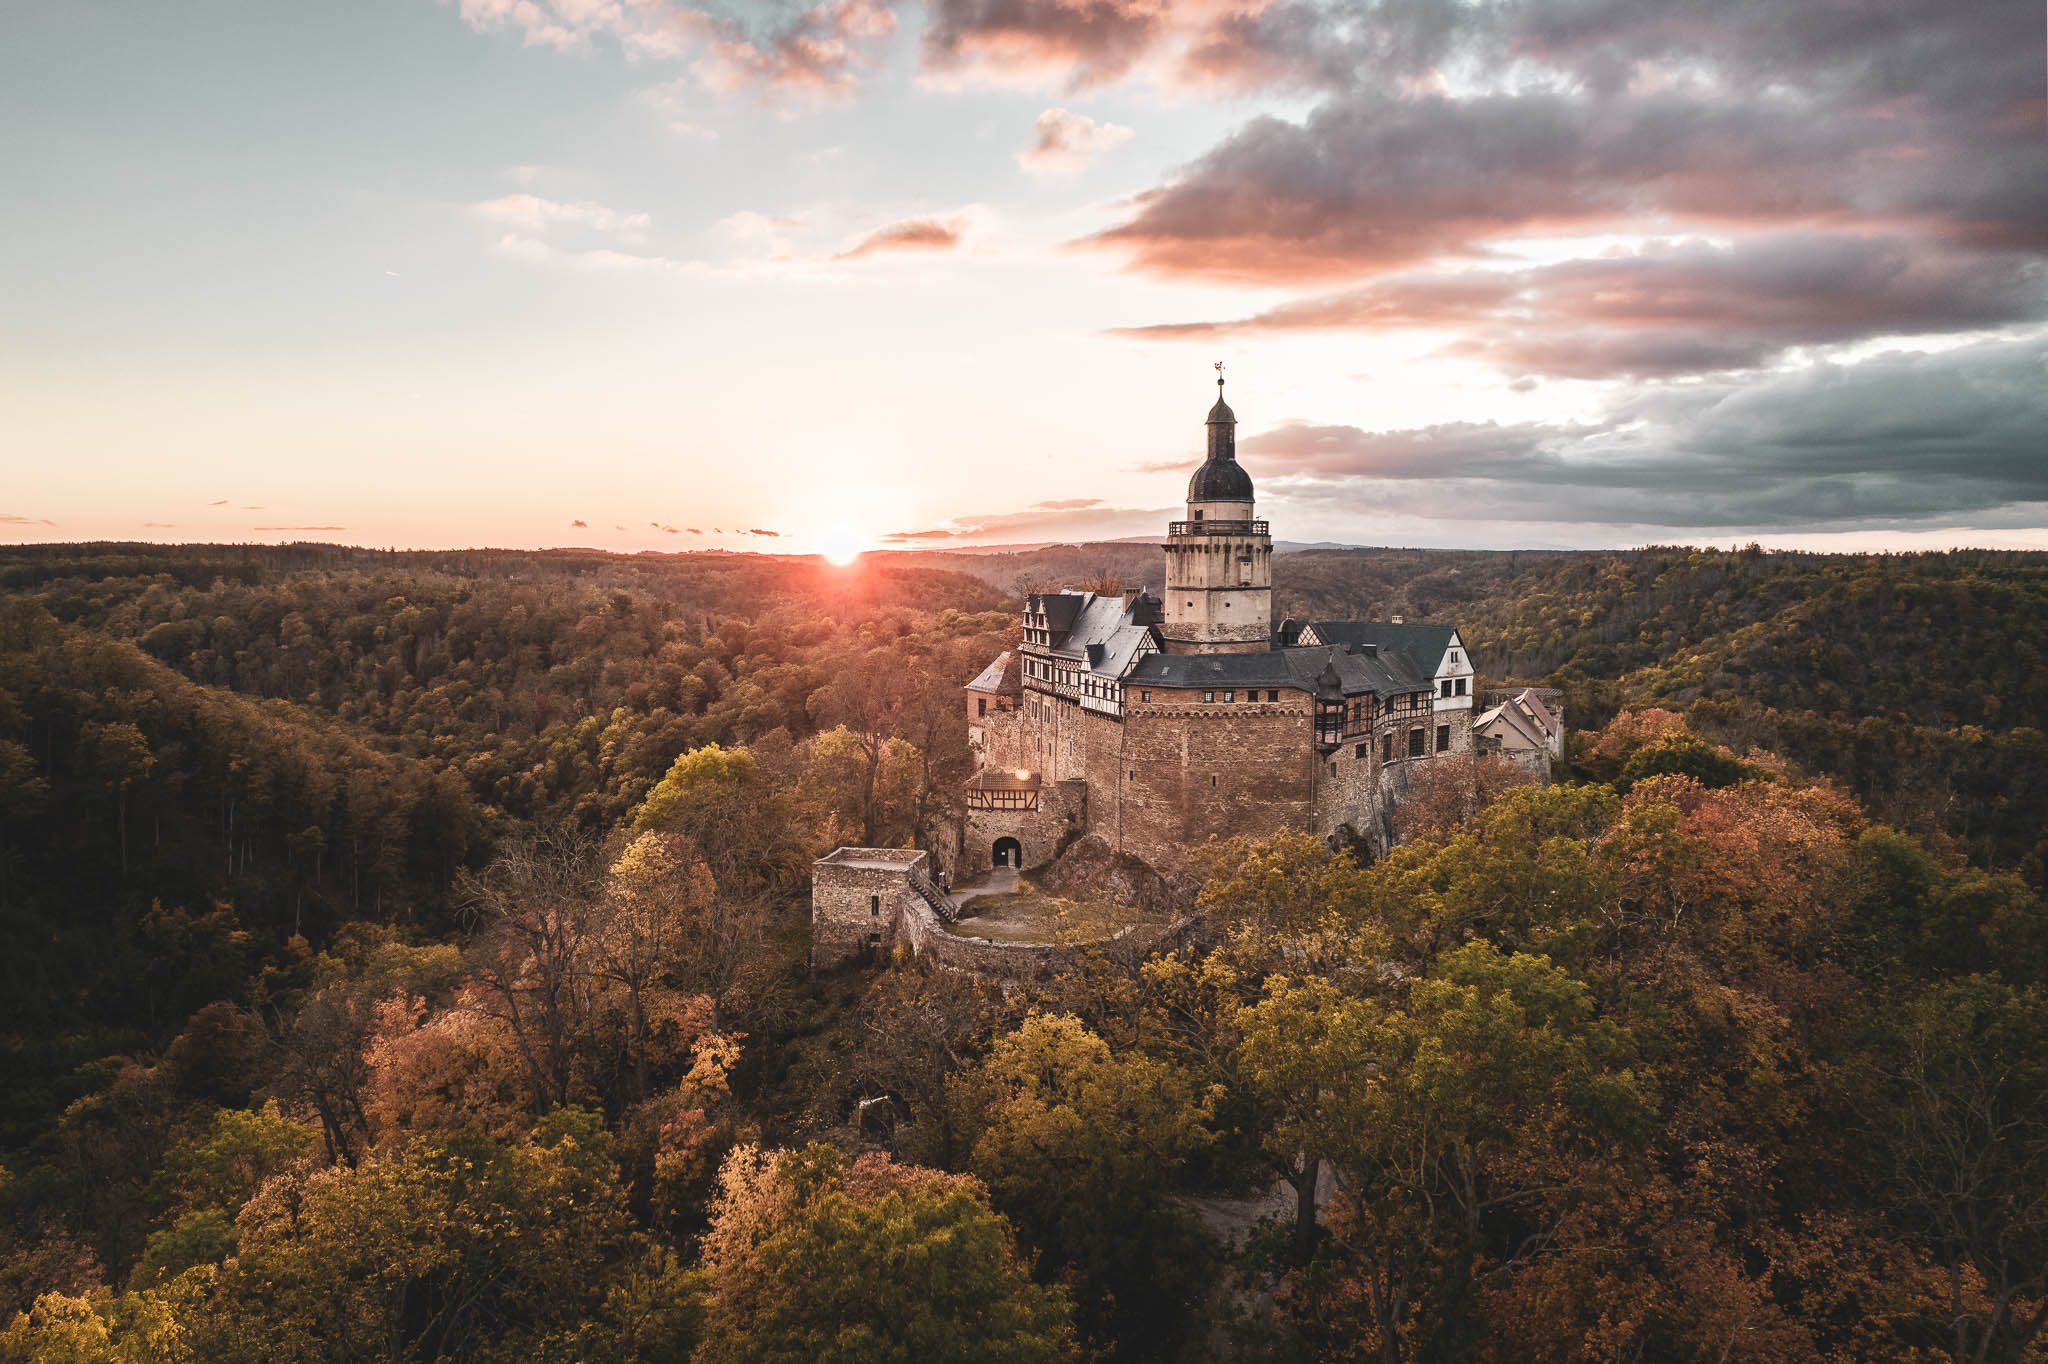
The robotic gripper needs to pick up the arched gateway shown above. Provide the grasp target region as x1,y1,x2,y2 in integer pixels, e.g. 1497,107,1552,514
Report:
992,836,1022,868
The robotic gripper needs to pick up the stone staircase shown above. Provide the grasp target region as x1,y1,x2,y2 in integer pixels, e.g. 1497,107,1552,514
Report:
908,869,957,924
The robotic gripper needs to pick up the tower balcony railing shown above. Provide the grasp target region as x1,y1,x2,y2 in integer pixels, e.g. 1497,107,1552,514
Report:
1167,519,1269,537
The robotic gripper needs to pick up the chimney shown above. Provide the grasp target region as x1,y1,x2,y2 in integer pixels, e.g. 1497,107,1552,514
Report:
1122,587,1140,613
1390,614,1404,625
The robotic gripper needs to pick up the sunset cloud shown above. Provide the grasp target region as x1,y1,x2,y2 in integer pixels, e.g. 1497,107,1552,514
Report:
834,215,965,260
1017,108,1132,173
1115,235,2048,378
1,514,56,526
886,503,1171,544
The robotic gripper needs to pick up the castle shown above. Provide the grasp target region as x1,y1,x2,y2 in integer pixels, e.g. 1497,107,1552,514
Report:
813,377,1478,970
955,375,1475,877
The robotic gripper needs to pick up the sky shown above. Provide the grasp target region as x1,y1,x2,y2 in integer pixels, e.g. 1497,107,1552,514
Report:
1,0,2043,557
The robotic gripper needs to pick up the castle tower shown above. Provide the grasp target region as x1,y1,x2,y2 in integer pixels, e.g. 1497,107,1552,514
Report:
1160,371,1273,654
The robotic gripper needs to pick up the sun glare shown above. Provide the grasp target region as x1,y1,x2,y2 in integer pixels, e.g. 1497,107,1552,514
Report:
821,529,864,565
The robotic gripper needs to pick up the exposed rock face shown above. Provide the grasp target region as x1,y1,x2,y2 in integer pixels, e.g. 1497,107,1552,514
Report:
1038,834,1196,915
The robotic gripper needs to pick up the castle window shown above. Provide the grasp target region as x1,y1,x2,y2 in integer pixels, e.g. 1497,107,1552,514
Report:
1409,728,1426,758
1455,678,1467,696
1141,690,1150,702
1383,733,1393,762
1437,723,1451,752
1451,649,1462,666
1329,762,1337,776
1193,508,1204,522
1440,679,1453,698
978,698,987,716
1203,690,1214,703
1267,690,1278,702
1223,690,1234,702
1355,743,1367,759
870,894,880,917
1211,775,1217,786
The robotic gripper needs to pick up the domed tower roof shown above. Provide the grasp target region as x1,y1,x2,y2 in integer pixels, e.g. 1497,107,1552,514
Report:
1188,370,1253,502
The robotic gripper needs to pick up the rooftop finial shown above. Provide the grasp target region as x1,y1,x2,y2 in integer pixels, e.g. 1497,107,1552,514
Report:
1214,359,1224,392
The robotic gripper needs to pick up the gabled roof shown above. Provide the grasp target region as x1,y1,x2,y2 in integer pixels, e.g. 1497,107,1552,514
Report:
1476,699,1548,750
1515,687,1560,735
1031,589,1163,679
966,650,1021,695
1300,620,1460,675
1030,592,1085,634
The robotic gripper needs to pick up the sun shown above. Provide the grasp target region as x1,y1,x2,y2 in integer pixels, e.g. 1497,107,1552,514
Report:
821,529,864,565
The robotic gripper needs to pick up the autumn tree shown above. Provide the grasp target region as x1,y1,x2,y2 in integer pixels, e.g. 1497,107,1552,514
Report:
635,744,811,897
694,1143,1075,1364
1245,945,1651,1362
798,725,918,850
805,649,913,850
80,719,153,880
948,1014,1218,1358
129,1102,317,1288
192,1109,672,1363
1864,977,2048,1364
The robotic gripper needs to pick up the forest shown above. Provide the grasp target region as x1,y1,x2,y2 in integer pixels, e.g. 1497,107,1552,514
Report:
1,538,2044,1363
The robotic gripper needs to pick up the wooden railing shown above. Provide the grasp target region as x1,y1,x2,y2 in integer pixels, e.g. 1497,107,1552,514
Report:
908,868,956,923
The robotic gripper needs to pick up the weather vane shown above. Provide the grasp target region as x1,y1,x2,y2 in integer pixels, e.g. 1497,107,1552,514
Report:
1214,359,1225,388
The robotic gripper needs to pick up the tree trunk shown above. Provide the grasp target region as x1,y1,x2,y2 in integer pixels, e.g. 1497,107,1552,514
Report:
1290,1154,1320,1263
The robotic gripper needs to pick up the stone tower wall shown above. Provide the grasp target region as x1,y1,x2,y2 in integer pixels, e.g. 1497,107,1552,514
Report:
1161,527,1274,654
811,848,930,972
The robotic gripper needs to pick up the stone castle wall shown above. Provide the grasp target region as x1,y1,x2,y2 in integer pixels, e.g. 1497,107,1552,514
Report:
811,848,931,972
971,698,1027,775
813,845,1206,981
958,777,1086,878
1113,692,1316,871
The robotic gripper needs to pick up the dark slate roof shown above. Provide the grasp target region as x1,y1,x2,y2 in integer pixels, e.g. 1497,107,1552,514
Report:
1033,589,1164,679
1127,643,1433,699
966,650,1021,695
1032,593,1084,634
1301,620,1458,674
1189,456,1254,502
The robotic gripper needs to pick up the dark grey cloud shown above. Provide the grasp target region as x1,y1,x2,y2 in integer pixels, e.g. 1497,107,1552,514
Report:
1116,234,2048,377
1243,337,2048,529
920,0,1482,94
1077,0,2042,284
